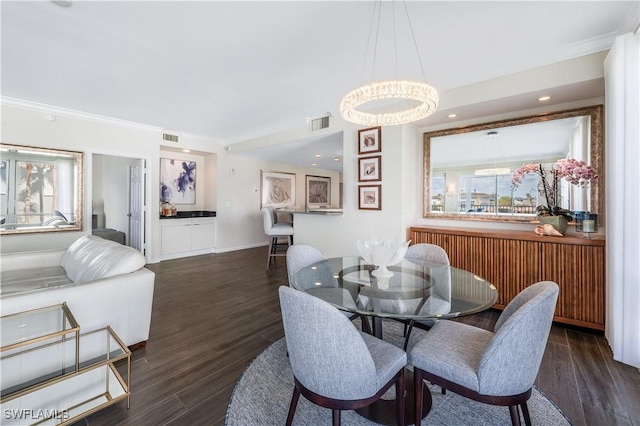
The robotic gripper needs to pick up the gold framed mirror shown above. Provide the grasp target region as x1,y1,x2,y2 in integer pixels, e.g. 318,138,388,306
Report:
423,105,603,224
0,144,84,234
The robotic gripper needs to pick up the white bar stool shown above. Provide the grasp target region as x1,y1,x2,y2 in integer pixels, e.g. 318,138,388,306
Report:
261,207,294,271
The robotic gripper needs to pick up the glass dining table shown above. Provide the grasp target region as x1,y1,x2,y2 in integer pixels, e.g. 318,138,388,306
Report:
291,256,498,340
290,256,499,425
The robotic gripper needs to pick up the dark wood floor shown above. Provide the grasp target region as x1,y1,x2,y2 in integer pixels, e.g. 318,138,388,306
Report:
78,247,640,426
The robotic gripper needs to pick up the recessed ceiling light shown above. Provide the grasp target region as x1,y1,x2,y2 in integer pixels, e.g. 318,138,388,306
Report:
447,114,457,118
538,96,551,102
314,154,321,158
311,163,317,166
333,158,340,162
182,149,191,153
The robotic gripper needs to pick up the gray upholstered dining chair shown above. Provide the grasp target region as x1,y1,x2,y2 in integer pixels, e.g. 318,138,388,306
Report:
401,243,451,347
278,286,407,426
261,207,294,271
286,244,370,333
405,243,450,266
410,281,559,426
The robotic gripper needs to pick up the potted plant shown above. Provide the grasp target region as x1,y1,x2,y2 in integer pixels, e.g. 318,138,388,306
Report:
512,159,598,233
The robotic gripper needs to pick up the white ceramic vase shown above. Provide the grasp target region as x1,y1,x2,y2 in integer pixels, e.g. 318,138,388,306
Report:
356,238,410,277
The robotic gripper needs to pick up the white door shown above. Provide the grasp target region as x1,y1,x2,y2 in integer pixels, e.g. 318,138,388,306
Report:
128,160,145,253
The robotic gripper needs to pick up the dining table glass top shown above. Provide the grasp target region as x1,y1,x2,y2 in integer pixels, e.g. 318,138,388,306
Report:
291,256,498,321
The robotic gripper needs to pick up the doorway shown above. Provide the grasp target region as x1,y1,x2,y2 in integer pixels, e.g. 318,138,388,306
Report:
92,154,146,254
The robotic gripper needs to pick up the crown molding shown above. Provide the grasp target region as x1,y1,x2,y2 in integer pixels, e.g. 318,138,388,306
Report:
1,96,162,132
2,97,225,143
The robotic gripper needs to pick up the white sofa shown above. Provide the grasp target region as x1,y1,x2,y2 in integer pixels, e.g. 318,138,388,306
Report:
0,235,155,347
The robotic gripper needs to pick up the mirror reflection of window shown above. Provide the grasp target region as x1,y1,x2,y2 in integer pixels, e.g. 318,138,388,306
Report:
0,160,7,222
0,144,82,233
456,173,536,215
16,161,56,224
511,173,539,214
423,105,602,222
431,175,445,212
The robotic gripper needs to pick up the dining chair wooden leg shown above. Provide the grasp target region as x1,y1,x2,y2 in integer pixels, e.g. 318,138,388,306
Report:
521,402,531,426
396,369,405,426
285,387,300,426
414,367,424,426
508,405,521,426
360,316,372,334
403,320,416,351
332,409,341,426
266,237,274,271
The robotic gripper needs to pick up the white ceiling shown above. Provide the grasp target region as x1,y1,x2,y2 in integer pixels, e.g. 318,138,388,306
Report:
2,1,638,171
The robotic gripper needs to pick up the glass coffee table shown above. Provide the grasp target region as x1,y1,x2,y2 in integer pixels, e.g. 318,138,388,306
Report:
1,303,131,425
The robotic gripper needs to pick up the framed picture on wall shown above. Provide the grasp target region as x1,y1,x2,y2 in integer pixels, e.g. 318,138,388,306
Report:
358,185,381,210
305,175,331,208
261,170,296,208
358,155,381,182
358,126,382,155
160,158,196,204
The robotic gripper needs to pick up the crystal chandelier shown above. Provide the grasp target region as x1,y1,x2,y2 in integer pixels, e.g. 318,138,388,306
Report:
340,80,438,126
474,167,511,176
340,2,439,126
474,131,509,176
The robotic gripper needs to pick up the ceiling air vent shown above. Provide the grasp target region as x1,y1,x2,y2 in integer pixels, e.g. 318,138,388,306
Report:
309,114,331,132
162,132,179,143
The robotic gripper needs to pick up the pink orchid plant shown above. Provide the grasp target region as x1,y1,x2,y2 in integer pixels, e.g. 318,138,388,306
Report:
512,158,598,218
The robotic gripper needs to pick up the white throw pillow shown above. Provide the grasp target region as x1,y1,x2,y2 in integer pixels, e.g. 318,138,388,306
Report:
61,235,146,283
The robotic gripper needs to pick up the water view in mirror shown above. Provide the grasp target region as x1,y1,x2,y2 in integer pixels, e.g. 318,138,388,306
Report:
0,144,83,234
423,105,603,223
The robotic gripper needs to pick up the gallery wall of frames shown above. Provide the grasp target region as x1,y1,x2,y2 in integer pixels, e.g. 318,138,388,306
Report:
357,126,382,210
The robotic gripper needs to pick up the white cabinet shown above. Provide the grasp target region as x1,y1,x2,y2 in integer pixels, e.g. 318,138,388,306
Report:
191,221,216,251
161,217,216,260
161,218,192,256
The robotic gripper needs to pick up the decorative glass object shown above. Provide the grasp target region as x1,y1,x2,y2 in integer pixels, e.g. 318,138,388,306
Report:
581,213,598,238
356,238,410,277
574,211,586,232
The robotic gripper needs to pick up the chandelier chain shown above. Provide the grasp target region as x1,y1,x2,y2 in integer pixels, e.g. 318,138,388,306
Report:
360,1,378,82
371,1,382,81
392,2,398,79
340,0,439,126
402,0,427,81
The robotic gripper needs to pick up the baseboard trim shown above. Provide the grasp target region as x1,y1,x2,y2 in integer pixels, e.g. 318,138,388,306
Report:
214,242,269,253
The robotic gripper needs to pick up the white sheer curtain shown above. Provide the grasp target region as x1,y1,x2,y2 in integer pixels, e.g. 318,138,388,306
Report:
54,158,75,221
604,31,640,369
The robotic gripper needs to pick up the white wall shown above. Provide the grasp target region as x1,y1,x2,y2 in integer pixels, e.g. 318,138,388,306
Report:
215,151,341,252
293,122,410,257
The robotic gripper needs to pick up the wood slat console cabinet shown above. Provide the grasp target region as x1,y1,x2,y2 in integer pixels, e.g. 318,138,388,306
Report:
408,226,606,330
